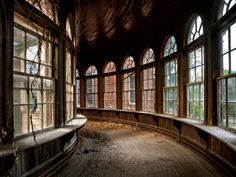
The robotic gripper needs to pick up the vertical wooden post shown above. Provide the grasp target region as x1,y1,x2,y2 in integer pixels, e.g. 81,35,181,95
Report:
116,68,122,110
0,0,4,135
57,21,65,127
206,20,217,126
98,71,103,108
156,58,163,113
178,46,186,118
2,0,14,143
135,65,141,111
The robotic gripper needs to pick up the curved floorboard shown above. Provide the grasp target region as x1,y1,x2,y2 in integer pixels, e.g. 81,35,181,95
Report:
55,121,226,177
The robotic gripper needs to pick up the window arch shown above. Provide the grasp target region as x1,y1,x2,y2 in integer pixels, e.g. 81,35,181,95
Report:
122,56,135,69
187,15,203,44
85,65,98,108
141,48,155,112
103,62,117,109
218,2,236,129
164,36,177,57
86,65,98,76
122,56,136,110
142,48,155,65
26,0,58,23
163,36,178,115
221,0,236,17
186,15,205,121
104,61,116,73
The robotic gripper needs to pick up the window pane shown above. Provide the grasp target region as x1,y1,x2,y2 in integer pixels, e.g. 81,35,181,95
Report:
14,27,25,58
43,79,53,90
190,68,195,82
40,65,52,77
194,85,200,101
219,103,227,126
164,36,177,57
29,77,41,89
26,33,39,61
29,104,42,131
231,23,236,50
14,105,28,135
222,30,229,54
219,79,226,102
171,74,176,86
41,41,52,65
223,54,229,75
14,89,28,105
188,85,193,101
228,77,236,102
189,51,195,68
29,91,42,104
26,62,38,75
14,58,25,72
200,83,204,101
104,75,117,109
14,74,28,88
231,50,236,73
43,90,54,103
196,66,202,81
43,104,54,128
228,103,236,128
196,48,202,65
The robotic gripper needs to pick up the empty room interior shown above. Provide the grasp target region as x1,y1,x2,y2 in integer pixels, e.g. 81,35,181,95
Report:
1,0,236,176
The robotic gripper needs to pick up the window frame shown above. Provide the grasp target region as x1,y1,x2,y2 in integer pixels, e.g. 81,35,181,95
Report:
217,17,236,129
140,48,156,112
122,56,136,110
185,15,205,121
103,61,117,109
13,14,55,137
65,49,75,122
85,65,98,108
162,36,179,116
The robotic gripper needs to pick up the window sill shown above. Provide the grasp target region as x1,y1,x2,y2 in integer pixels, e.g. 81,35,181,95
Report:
0,115,87,157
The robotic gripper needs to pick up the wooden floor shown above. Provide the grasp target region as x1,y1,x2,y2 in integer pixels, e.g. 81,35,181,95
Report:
55,121,226,177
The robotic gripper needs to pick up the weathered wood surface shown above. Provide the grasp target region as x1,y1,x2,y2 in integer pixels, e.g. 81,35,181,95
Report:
55,121,226,177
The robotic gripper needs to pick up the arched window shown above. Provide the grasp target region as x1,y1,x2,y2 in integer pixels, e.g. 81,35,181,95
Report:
26,0,58,23
163,36,178,115
85,65,98,108
103,62,117,109
76,69,80,108
187,16,203,44
164,36,177,57
141,48,155,112
122,56,135,110
221,0,236,17
218,1,236,129
186,15,205,121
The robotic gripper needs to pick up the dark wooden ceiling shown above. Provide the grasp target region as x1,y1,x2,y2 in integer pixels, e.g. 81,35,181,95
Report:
73,0,183,54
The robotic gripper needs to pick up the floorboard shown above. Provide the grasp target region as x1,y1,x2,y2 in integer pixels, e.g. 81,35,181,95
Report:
54,121,226,177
